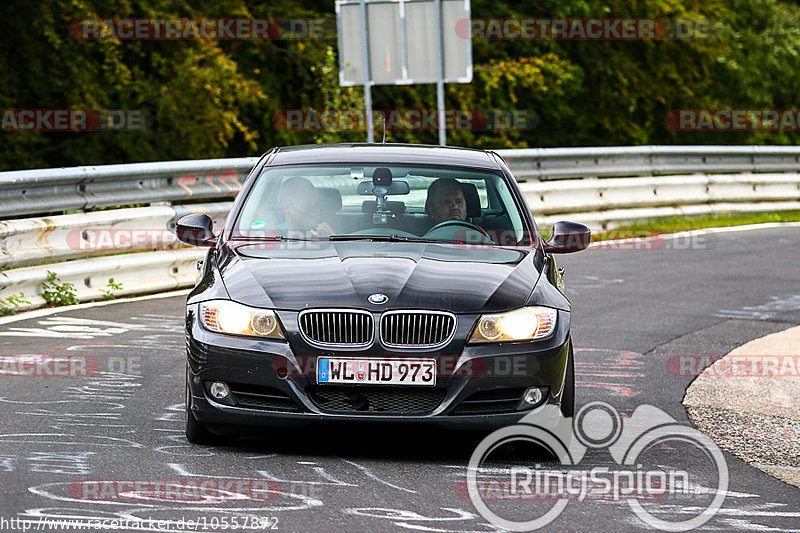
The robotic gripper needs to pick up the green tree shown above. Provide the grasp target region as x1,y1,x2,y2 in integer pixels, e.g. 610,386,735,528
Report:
1,0,799,171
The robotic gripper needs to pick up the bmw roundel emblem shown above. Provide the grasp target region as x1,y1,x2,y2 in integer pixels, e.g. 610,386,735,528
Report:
368,293,388,305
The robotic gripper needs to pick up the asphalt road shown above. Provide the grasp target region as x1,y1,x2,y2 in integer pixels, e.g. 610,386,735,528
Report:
0,225,798,532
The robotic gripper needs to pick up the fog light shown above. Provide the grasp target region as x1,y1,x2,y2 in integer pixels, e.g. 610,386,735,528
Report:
209,381,230,400
518,386,547,410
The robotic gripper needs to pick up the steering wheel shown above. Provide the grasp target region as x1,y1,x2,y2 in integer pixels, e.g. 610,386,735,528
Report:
424,219,495,243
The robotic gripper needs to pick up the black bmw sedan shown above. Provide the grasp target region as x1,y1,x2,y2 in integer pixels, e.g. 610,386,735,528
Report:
177,143,589,444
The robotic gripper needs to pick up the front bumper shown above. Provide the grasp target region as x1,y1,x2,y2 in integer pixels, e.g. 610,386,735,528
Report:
186,306,572,431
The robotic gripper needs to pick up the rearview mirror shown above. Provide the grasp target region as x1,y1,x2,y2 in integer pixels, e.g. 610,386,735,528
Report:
544,221,591,253
176,214,216,246
357,180,410,196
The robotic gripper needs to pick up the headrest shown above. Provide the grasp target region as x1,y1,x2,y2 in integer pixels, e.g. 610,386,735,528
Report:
317,187,342,212
460,182,481,218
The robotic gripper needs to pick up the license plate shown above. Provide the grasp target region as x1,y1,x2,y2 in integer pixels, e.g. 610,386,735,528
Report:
317,358,436,386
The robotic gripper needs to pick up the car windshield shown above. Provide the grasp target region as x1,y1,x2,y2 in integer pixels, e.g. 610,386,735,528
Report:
231,164,531,246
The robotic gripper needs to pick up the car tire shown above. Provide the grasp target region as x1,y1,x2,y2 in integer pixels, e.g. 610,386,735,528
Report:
186,379,215,444
561,345,575,418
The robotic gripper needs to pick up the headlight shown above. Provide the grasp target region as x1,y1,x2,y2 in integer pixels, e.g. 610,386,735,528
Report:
468,306,557,343
199,300,286,339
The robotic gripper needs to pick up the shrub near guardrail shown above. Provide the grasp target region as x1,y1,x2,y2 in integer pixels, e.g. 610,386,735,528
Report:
41,271,79,306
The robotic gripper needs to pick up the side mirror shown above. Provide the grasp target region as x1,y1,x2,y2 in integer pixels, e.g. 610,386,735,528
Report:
544,221,591,253
176,214,216,246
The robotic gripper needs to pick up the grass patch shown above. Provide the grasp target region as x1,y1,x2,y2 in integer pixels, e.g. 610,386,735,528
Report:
539,210,800,242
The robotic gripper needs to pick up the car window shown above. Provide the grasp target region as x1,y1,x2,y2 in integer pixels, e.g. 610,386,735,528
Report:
233,164,525,244
495,177,525,242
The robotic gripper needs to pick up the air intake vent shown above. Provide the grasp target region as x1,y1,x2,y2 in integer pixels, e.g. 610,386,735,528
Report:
228,384,299,412
299,310,373,346
450,388,526,415
380,311,456,348
308,386,445,414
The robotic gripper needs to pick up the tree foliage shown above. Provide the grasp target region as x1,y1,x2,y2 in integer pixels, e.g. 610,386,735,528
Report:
0,0,798,170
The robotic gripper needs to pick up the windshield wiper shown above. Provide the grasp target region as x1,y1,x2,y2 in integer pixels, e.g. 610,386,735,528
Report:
229,235,312,242
329,234,440,243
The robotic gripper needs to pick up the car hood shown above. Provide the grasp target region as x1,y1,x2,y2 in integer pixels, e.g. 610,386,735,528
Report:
219,241,543,313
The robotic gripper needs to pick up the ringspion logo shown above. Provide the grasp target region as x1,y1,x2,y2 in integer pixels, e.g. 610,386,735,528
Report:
466,402,728,531
457,470,672,502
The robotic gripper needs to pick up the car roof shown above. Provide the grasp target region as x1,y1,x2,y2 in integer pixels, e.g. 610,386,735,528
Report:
267,143,501,170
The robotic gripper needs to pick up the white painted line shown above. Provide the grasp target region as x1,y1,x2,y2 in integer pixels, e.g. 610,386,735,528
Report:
0,289,190,326
337,457,418,494
759,465,800,472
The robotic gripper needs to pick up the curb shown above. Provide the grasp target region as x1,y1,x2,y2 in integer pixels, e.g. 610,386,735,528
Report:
683,324,800,488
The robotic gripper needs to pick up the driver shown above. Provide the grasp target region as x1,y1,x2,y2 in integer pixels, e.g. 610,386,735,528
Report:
426,178,467,224
277,177,335,238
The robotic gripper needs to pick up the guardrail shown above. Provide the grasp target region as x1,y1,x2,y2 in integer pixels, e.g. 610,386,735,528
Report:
3,146,800,219
1,146,799,310
1,248,206,308
524,173,800,226
500,145,800,181
0,158,256,218
0,203,232,269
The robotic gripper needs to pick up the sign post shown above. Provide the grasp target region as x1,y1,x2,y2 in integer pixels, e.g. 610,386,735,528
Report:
335,0,472,145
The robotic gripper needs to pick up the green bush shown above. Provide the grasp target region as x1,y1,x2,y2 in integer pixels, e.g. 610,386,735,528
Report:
41,271,80,307
100,277,124,300
0,292,31,316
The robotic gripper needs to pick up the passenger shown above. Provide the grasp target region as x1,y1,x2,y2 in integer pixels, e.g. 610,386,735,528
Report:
425,178,467,224
277,177,335,237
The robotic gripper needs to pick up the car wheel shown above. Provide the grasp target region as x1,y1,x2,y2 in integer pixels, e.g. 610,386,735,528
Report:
186,378,214,444
561,345,575,418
